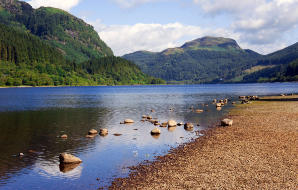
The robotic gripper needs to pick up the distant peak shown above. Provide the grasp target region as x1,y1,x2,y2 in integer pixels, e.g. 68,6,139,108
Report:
181,36,241,50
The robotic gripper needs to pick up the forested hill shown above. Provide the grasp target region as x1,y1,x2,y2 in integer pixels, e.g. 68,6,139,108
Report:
123,37,298,83
241,43,298,82
0,0,113,62
0,23,165,86
123,37,262,83
0,1,165,86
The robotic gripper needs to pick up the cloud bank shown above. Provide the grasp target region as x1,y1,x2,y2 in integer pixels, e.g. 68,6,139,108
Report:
95,21,237,55
95,0,298,55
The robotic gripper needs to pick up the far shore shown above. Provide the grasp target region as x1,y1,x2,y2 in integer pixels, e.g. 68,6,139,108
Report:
0,81,297,89
110,95,298,189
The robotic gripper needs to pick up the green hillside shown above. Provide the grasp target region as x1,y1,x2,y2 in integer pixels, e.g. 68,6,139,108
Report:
124,37,298,83
123,37,262,83
0,0,113,62
242,43,298,82
0,1,165,86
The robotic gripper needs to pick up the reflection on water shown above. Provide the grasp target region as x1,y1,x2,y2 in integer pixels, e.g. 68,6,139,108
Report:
0,83,297,189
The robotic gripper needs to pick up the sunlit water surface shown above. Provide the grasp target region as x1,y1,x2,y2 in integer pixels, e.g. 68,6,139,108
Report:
0,83,297,189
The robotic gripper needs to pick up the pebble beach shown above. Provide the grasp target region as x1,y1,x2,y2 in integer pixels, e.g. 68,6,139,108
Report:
110,95,298,189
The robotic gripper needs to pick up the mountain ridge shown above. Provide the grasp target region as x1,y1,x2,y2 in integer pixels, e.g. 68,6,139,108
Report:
123,36,262,83
123,36,298,83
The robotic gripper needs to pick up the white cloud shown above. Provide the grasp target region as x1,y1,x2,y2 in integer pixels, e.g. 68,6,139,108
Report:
90,0,298,56
92,20,238,55
194,0,298,46
27,0,81,11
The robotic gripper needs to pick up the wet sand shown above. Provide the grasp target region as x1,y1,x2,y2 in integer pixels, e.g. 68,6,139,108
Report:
110,96,298,189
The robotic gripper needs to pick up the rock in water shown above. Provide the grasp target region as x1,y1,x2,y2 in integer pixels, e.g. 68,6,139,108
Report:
221,119,233,126
195,109,204,113
59,153,82,164
168,120,177,127
160,122,168,127
151,128,161,135
184,123,194,130
61,134,68,138
216,103,222,107
99,128,108,136
88,129,98,135
124,119,134,124
18,153,24,157
177,122,184,126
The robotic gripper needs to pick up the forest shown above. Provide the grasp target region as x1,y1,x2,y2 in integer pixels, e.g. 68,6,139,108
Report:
0,0,165,86
0,23,165,86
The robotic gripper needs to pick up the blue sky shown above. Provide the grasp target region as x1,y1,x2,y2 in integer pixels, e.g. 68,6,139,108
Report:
25,0,298,56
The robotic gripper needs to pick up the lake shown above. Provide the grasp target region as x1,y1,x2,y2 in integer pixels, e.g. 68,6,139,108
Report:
0,83,297,189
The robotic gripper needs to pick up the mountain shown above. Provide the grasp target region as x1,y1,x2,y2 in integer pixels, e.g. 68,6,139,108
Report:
242,42,298,82
0,0,113,62
0,0,165,86
123,36,298,83
123,37,262,83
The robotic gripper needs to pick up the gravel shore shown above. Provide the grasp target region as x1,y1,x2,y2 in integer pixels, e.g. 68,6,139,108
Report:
110,96,298,189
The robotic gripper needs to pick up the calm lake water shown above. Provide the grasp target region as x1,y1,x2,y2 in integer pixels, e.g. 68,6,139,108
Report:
0,83,298,189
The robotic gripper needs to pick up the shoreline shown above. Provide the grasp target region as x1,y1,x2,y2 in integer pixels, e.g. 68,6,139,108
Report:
0,81,297,89
110,95,298,189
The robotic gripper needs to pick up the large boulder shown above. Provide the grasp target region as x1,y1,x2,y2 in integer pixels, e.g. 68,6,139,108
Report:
59,153,82,164
168,120,177,127
151,128,161,135
88,129,98,135
221,119,233,126
124,119,134,124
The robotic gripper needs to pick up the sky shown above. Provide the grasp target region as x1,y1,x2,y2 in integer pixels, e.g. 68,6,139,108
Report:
25,0,298,56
